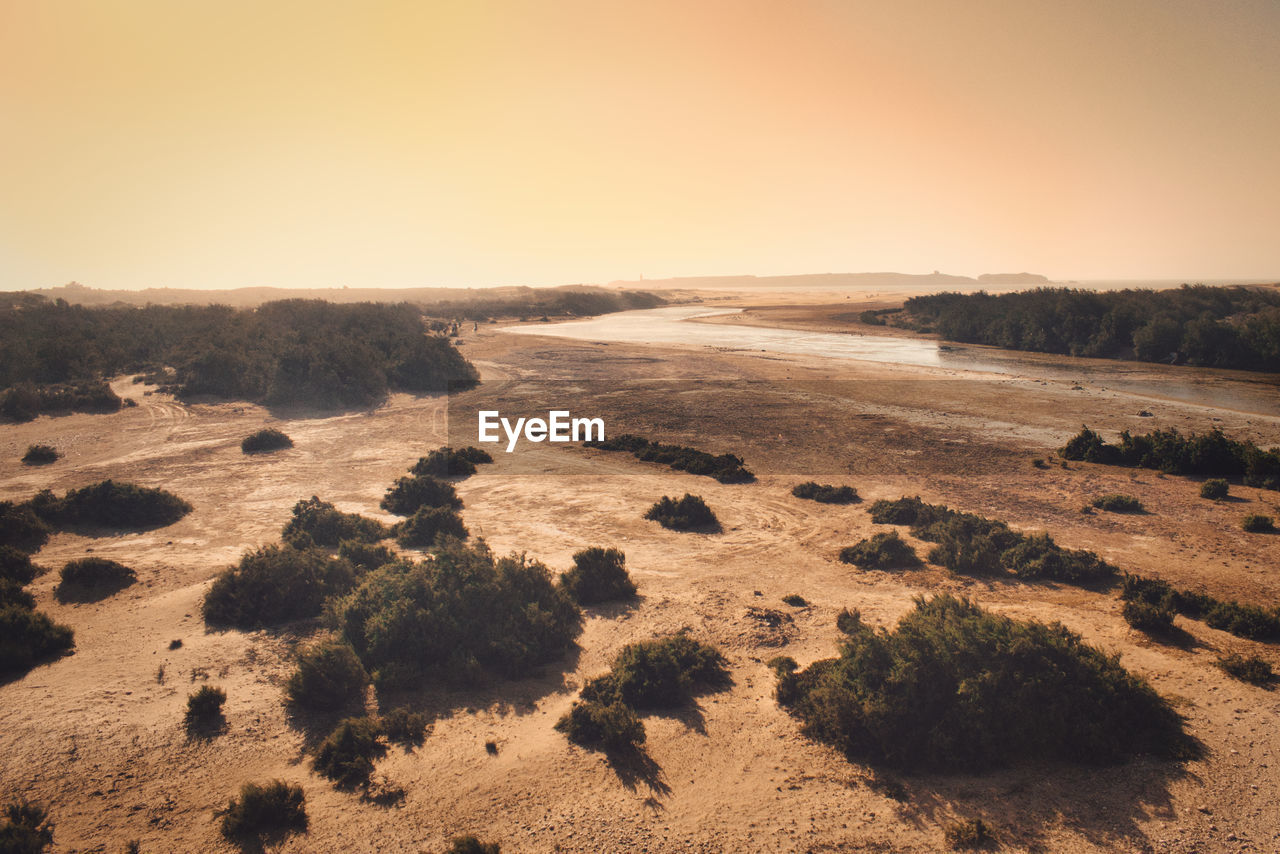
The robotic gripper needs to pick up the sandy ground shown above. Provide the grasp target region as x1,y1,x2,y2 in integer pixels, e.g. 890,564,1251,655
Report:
2,299,1280,853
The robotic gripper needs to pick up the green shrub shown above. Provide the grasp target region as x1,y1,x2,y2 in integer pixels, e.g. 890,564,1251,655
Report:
313,716,384,787
410,446,493,478
1000,533,1116,585
282,497,387,548
380,474,462,516
0,604,75,675
380,706,428,747
867,496,929,525
555,700,646,751
0,580,36,611
1121,600,1176,635
285,639,369,712
338,540,397,571
220,780,307,841
20,445,60,466
333,540,581,689
945,818,994,849
558,547,636,604
588,434,753,483
0,547,40,586
445,836,500,854
393,507,468,548
781,594,808,607
775,594,1193,771
32,480,192,530
1216,653,1273,685
644,494,717,531
0,802,54,852
792,482,859,504
1243,514,1276,533
1,379,121,422
1091,494,1144,513
55,557,136,601
581,634,727,710
202,545,357,627
0,503,51,553
839,531,920,569
1120,573,1280,642
1199,479,1229,500
1059,425,1280,490
185,685,227,728
241,428,293,454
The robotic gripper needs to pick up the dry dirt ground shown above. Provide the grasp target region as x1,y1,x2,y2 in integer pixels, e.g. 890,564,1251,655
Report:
2,297,1280,853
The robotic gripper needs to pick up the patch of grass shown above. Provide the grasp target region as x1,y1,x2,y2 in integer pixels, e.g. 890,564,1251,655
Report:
588,433,754,483
410,446,493,478
30,480,192,530
781,594,808,607
392,506,468,548
282,496,388,548
380,474,462,516
945,818,994,849
1199,478,1229,500
285,639,369,713
202,545,357,627
1091,493,1145,513
644,494,717,531
792,482,859,504
0,801,54,852
313,716,385,787
1243,514,1276,533
1216,654,1273,685
558,547,636,605
775,594,1195,771
20,445,60,466
240,428,293,454
554,700,645,751
220,780,307,841
55,557,136,601
839,531,920,570
185,685,227,729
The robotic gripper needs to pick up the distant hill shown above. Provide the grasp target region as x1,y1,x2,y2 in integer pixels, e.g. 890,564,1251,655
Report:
608,271,1047,291
977,272,1051,284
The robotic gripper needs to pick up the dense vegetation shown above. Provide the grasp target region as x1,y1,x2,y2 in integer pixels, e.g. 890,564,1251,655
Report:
393,506,469,548
285,639,370,712
380,474,462,516
867,497,1117,585
838,531,920,569
774,596,1193,771
1,380,121,422
1121,574,1280,642
0,526,74,678
313,716,385,787
792,482,860,504
644,494,718,531
241,428,293,454
332,539,582,690
0,802,55,852
220,780,307,842
55,557,136,602
898,285,1280,372
410,446,493,479
20,445,60,465
558,547,636,605
588,434,754,483
282,497,388,549
0,298,479,414
28,480,192,530
1060,426,1280,490
429,287,662,322
202,545,358,627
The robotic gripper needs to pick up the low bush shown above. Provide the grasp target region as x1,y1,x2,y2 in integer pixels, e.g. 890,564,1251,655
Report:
1059,426,1280,490
554,700,646,751
220,780,307,841
332,539,582,689
0,547,40,586
313,716,385,787
446,836,501,854
0,503,51,553
589,434,754,483
0,801,54,852
1121,573,1280,642
1243,514,1276,533
867,496,929,525
410,446,493,478
0,604,75,675
775,594,1193,771
580,633,727,710
945,818,994,850
839,531,920,570
338,540,396,571
282,497,387,548
0,581,36,611
20,445,60,466
56,557,136,601
782,594,808,607
241,428,293,454
1216,653,1273,685
380,706,428,747
185,685,227,728
644,494,717,531
31,480,192,530
558,547,636,604
393,506,468,548
1000,533,1116,585
202,545,357,627
1199,479,1229,500
380,474,462,516
285,639,369,712
1122,600,1176,635
1,379,121,422
792,482,860,504
1091,494,1145,513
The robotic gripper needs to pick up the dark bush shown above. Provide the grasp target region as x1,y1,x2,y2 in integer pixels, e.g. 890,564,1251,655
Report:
380,706,428,747
0,503,51,553
839,531,920,570
775,594,1194,771
1243,514,1276,533
0,801,54,852
1217,653,1273,685
380,474,462,516
945,818,994,849
56,557,136,601
333,539,582,689
1091,494,1144,513
285,639,369,712
792,482,859,504
220,780,307,841
313,716,385,787
555,700,646,751
558,547,636,604
338,540,397,571
867,496,929,525
1,379,121,422
644,494,717,531
580,633,727,710
20,445,60,466
1122,600,1176,635
32,480,192,530
0,604,75,675
393,506,468,548
1121,573,1280,642
781,594,808,607
589,434,754,483
1059,425,1280,490
202,545,357,627
241,428,293,454
410,446,493,478
1200,478,1229,500
0,547,40,586
1000,533,1117,585
445,836,501,854
0,581,36,611
185,685,227,728
282,497,387,548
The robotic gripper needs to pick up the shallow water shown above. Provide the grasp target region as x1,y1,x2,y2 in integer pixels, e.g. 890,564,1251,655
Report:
504,306,1280,417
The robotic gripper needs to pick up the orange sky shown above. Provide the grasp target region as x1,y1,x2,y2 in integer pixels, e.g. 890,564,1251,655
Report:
1,0,1278,290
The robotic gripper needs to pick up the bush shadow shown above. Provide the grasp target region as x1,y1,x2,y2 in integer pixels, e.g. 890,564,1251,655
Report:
603,745,672,797
53,578,135,604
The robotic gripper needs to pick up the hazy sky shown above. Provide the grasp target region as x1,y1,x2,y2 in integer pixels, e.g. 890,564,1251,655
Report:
2,0,1278,290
